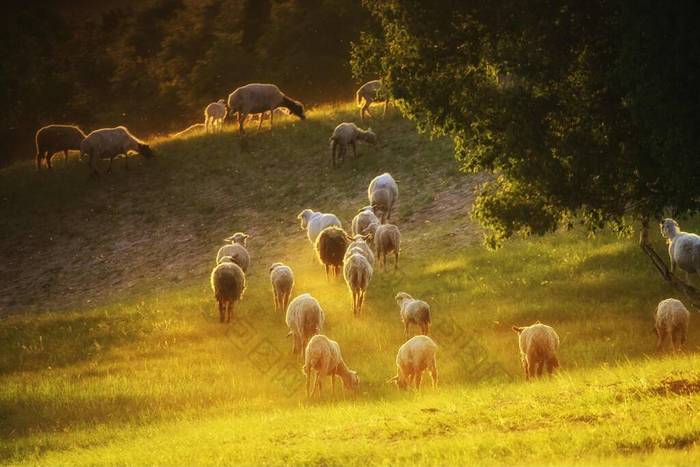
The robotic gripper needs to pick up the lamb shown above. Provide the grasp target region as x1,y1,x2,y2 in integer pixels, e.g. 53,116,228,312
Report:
344,234,375,267
297,209,342,247
365,222,401,271
351,206,380,236
204,99,228,133
210,257,246,323
315,226,351,280
227,83,305,133
285,293,325,356
512,323,560,379
215,233,251,273
395,292,431,337
368,173,398,222
356,80,390,121
387,335,438,390
35,124,86,169
660,218,700,283
343,251,373,317
329,122,376,167
80,126,154,177
270,262,294,314
303,334,359,398
653,298,690,352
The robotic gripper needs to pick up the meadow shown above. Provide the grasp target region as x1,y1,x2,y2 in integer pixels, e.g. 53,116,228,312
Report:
1,103,699,465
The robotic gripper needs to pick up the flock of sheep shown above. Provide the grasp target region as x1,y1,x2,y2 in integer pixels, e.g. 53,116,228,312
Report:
33,78,694,396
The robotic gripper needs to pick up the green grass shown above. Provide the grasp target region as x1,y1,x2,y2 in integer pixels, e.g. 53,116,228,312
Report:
1,102,699,465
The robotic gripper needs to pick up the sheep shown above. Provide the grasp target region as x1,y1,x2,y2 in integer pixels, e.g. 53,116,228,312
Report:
364,222,401,271
512,323,560,379
80,126,154,177
270,262,294,314
387,335,438,390
368,173,398,222
351,206,380,236
35,124,86,170
395,292,431,337
286,293,325,356
343,251,373,317
329,122,376,167
303,334,359,398
215,233,251,273
356,80,391,121
653,298,690,352
204,99,228,133
210,257,246,323
297,209,342,248
227,83,305,133
660,218,700,283
344,234,375,267
315,226,351,280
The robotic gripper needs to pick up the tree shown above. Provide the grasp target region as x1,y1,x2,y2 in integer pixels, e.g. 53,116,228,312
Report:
353,0,700,302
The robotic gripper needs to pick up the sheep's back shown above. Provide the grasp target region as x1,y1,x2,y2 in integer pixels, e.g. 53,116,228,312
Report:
211,263,246,301
308,214,342,243
519,324,559,358
36,125,85,152
672,234,700,272
271,267,294,291
656,299,690,332
229,83,283,114
216,244,250,272
316,226,350,267
398,336,437,371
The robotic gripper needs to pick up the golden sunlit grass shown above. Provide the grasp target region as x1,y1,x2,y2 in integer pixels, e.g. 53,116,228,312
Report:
1,102,699,464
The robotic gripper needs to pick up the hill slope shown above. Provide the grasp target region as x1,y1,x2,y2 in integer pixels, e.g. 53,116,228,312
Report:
1,103,699,464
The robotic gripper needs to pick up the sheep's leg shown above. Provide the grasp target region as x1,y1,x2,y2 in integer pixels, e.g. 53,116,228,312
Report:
309,371,319,398
359,290,365,316
218,300,225,323
521,357,529,380
35,150,42,170
124,154,129,171
306,370,313,398
536,361,544,377
362,102,373,120
394,250,399,271
63,150,69,165
656,332,667,352
331,141,337,167
351,141,357,159
46,152,54,169
331,374,336,394
88,153,99,178
239,113,247,133
106,157,115,174
404,321,409,337
269,109,274,129
430,363,438,388
383,100,388,116
415,371,423,390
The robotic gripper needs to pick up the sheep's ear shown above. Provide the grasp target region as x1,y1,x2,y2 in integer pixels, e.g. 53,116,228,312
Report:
385,376,398,383
512,326,525,334
243,234,250,239
286,332,293,338
224,236,234,242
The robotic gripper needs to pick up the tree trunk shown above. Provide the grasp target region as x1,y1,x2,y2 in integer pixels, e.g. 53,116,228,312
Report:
639,218,700,307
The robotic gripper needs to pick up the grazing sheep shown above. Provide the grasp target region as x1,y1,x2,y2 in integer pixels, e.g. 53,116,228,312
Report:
344,234,375,267
270,262,294,314
351,206,380,236
387,335,438,390
297,209,342,247
35,124,86,169
204,99,228,133
210,258,246,323
343,252,373,317
315,226,351,280
395,292,431,337
286,293,325,356
227,83,305,133
80,126,154,177
329,122,376,167
660,218,700,283
303,334,359,398
654,298,690,352
216,233,251,273
512,323,560,379
365,222,401,271
368,173,398,222
356,80,390,121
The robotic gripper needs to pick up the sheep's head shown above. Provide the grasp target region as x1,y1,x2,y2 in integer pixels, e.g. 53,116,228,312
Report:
660,218,679,239
217,99,225,104
365,128,377,144
297,209,312,229
138,143,154,158
344,370,360,391
225,232,249,246
512,326,526,334
363,222,379,238
395,292,412,305
386,374,408,390
269,262,284,272
218,256,235,265
285,98,306,120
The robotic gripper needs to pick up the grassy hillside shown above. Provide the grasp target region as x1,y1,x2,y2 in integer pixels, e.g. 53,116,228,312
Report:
1,103,699,465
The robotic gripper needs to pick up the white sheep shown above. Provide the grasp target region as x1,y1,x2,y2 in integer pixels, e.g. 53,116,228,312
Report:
395,292,431,337
356,80,390,121
660,218,700,283
80,126,154,177
297,209,342,248
35,124,86,169
343,251,373,317
387,335,438,390
270,262,294,313
351,206,379,236
368,173,398,222
227,83,305,133
344,234,375,267
512,323,560,379
329,122,376,167
286,293,325,356
303,334,359,398
216,233,251,273
365,222,401,271
654,298,690,352
210,257,246,323
204,99,228,133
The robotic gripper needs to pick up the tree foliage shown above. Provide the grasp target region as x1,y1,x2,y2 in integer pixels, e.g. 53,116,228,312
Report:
353,0,700,246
